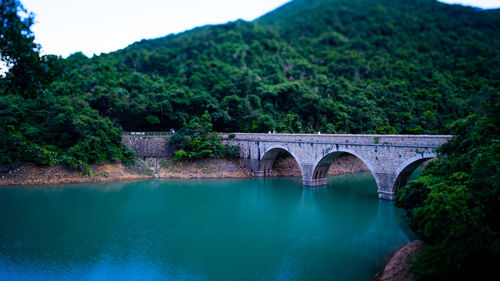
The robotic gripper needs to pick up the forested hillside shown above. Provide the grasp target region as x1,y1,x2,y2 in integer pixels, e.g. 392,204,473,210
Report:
48,0,500,134
1,0,499,164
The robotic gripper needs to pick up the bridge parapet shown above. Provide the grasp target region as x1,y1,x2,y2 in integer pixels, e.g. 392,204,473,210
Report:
220,133,451,147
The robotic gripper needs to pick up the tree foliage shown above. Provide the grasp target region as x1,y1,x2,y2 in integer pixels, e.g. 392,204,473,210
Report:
41,0,500,136
170,111,238,161
0,0,133,167
0,0,58,98
395,92,500,280
2,0,500,173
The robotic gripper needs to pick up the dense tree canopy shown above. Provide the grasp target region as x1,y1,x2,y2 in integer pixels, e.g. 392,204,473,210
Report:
0,0,133,168
395,93,499,280
40,0,500,136
0,0,58,98
170,111,238,161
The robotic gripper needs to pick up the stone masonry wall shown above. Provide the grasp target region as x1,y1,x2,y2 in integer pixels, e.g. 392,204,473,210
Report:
122,135,172,158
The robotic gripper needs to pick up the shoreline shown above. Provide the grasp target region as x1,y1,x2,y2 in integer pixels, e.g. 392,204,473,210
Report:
0,171,372,187
0,159,254,187
0,162,152,187
0,154,369,187
376,240,423,281
0,170,370,187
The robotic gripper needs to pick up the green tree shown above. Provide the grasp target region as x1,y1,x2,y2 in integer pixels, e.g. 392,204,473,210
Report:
0,0,133,168
396,94,500,280
170,111,238,160
0,0,55,98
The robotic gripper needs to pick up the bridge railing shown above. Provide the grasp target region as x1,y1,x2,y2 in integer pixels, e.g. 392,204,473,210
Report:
123,131,174,137
221,133,453,147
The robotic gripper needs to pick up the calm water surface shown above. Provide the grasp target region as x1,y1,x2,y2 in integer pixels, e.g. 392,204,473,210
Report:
0,173,412,281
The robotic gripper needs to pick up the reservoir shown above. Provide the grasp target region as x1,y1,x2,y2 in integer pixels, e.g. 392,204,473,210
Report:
0,173,412,280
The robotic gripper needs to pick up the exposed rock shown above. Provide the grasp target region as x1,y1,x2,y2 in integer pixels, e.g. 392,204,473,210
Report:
271,152,369,177
122,135,172,158
271,151,302,177
377,240,424,281
158,159,253,179
0,154,367,186
0,161,153,186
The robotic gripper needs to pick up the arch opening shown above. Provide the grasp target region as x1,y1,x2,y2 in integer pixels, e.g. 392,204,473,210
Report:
257,148,302,177
309,152,371,187
393,158,433,193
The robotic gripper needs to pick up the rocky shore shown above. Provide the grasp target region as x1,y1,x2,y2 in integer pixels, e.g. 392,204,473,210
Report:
0,162,152,186
157,159,254,179
376,240,423,281
0,153,368,187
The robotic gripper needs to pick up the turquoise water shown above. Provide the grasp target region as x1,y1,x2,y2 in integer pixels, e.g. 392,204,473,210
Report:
0,173,411,281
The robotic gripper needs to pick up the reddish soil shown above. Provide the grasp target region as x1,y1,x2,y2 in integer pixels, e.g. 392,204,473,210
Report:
377,240,424,281
0,154,369,186
0,162,151,186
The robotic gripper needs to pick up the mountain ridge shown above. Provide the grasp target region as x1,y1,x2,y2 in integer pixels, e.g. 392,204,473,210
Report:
59,0,498,134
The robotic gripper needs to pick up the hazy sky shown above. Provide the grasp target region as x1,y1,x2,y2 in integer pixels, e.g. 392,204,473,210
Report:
21,0,500,58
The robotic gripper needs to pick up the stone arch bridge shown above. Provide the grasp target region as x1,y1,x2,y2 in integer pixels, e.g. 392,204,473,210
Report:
221,133,452,200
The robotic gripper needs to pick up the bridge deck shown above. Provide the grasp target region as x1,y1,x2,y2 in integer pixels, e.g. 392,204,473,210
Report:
221,133,452,147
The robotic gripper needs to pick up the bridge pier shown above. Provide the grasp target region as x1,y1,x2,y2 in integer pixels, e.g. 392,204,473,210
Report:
378,191,395,200
304,172,396,199
301,163,328,186
373,173,398,200
302,177,328,187
255,169,273,177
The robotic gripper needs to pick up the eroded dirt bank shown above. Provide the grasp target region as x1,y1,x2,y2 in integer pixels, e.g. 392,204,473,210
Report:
157,159,253,179
0,162,153,186
0,154,369,186
376,240,423,281
0,159,254,186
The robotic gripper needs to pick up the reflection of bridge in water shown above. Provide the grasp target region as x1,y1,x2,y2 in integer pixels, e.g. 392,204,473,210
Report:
222,133,452,200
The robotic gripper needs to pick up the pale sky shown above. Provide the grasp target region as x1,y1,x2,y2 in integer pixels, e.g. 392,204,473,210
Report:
17,0,500,58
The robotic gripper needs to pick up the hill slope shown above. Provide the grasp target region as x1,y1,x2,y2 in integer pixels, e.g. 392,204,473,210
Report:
41,0,500,134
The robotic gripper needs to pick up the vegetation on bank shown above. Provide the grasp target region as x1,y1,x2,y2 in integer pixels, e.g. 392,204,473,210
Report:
395,97,500,280
2,0,500,167
0,0,134,169
169,111,238,161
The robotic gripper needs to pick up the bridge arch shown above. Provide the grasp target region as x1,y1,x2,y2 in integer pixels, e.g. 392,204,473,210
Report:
257,146,303,177
374,154,437,200
307,150,376,187
392,155,435,193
